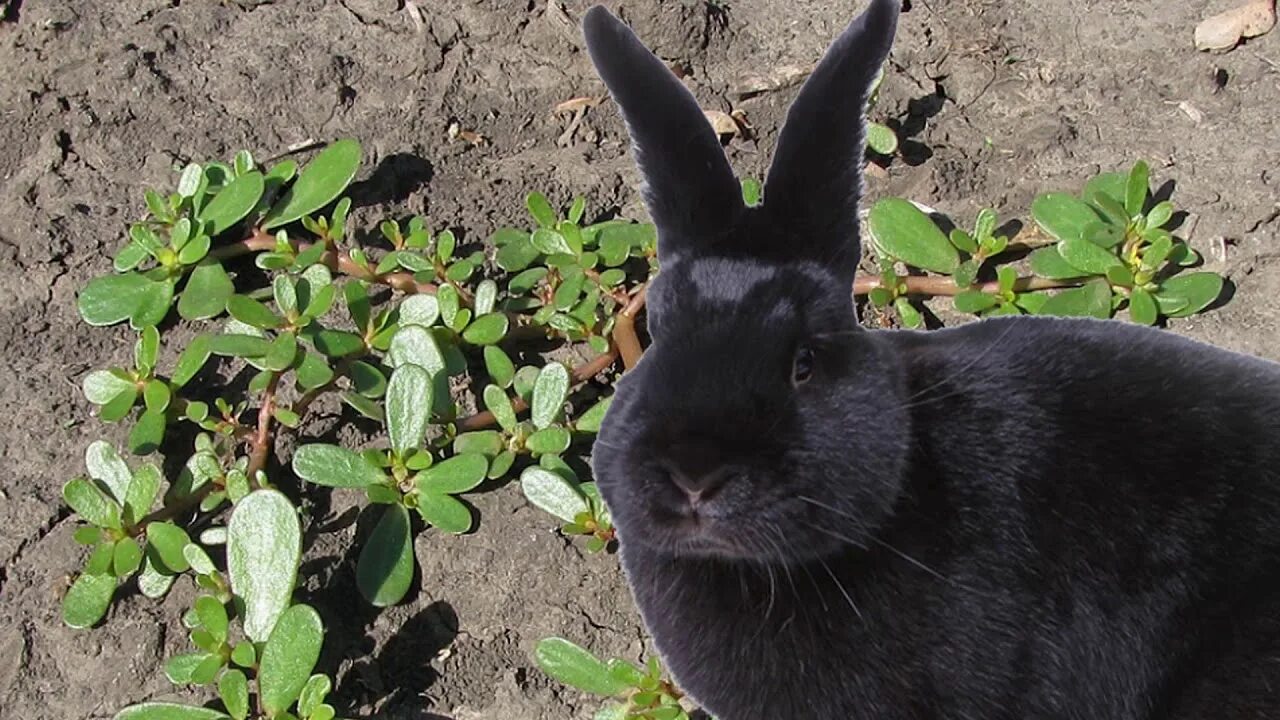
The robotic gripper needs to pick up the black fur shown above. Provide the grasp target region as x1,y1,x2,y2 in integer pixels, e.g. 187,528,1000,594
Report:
583,2,1280,719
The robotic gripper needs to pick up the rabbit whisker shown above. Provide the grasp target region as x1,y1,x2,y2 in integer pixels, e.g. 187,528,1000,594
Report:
818,555,864,622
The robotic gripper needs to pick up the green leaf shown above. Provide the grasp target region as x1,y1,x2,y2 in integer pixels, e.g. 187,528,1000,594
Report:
258,604,325,714
462,313,509,345
128,409,166,455
387,325,445,375
514,365,540,401
526,427,571,455
416,492,473,533
342,392,385,422
496,236,540,272
1083,222,1125,249
953,289,999,314
867,198,960,273
1058,239,1122,275
520,467,588,523
574,396,612,433
210,333,271,358
178,259,234,321
949,229,978,254
1126,160,1150,217
264,332,298,372
1029,246,1086,280
112,536,144,578
1106,265,1135,287
531,363,570,430
196,595,230,641
293,351,334,391
113,704,230,720
1146,201,1174,230
531,228,574,256
87,541,117,575
263,140,361,229
293,444,387,487
83,370,136,406
164,652,209,684
227,295,284,329
77,272,155,327
534,637,627,696
454,431,504,458
199,171,265,236
894,296,923,328
398,294,440,328
357,504,415,607
344,282,371,331
741,177,762,207
1031,192,1102,242
137,554,177,599
170,334,213,388
1083,171,1127,206
142,379,170,413
417,454,488,495
997,266,1017,296
527,191,557,227
489,450,516,480
1038,279,1113,319
387,364,433,457
483,385,517,431
228,490,302,642
1158,272,1223,318
1089,192,1129,228
100,386,139,423
184,543,216,575
62,572,116,629
311,328,365,358
483,346,516,388
64,477,122,529
343,360,384,398
865,121,899,155
147,522,192,573
1128,287,1158,326
218,669,250,720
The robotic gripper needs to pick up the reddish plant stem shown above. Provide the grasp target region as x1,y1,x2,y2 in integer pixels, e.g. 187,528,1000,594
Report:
214,229,439,295
454,347,622,432
246,374,281,481
611,282,648,370
851,273,1084,297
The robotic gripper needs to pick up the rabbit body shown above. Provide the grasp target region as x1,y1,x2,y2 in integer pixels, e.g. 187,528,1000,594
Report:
614,315,1280,719
581,1,1280,717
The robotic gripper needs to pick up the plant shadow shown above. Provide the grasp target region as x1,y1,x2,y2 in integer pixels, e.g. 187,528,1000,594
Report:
347,152,435,210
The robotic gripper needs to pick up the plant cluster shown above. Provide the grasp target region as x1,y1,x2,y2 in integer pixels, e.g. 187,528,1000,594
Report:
60,138,1226,720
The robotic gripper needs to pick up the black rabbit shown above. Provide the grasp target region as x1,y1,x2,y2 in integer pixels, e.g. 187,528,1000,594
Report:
582,1,1280,718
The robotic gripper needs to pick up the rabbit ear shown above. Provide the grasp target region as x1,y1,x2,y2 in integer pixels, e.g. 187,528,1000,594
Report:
761,0,900,271
583,6,744,260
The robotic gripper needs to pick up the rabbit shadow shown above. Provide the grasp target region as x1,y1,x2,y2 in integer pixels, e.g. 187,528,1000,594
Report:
873,85,944,168
335,600,461,717
347,152,435,210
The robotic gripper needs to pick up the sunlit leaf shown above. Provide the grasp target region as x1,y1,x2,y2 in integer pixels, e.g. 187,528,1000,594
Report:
1031,192,1102,243
417,454,488,495
526,191,557,228
1128,287,1158,326
387,325,445,375
415,492,473,533
83,370,136,406
483,385,517,431
128,409,166,455
78,273,154,327
1057,239,1122,275
85,441,132,504
1037,279,1112,319
228,490,302,642
200,171,265,236
63,572,116,629
293,444,387,488
1158,272,1223,318
953,289,999,314
868,198,959,273
520,466,588,523
398,294,439,328
534,637,627,696
387,364,433,457
258,604,324,714
218,669,250,720
263,139,361,229
531,363,570,430
484,346,516,388
462,313,508,345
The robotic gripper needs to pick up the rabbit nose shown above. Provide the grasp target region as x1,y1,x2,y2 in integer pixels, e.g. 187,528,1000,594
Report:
661,444,731,502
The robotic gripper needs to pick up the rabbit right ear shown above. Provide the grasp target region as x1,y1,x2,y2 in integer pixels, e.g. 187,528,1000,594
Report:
760,0,900,274
583,6,744,262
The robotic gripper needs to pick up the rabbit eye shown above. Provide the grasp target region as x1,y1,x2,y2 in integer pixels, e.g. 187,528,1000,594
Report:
792,346,815,385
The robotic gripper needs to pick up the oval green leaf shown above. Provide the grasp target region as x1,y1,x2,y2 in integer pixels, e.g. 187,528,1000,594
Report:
356,504,414,607
1037,279,1113,319
417,454,488,495
387,325,446,376
867,198,959,273
258,603,325,714
292,444,387,488
526,427,571,456
1031,192,1102,243
1029,246,1087,280
77,272,154,327
228,490,302,642
1128,287,1158,326
1158,272,1224,318
113,704,230,720
531,363,570,430
574,396,612,434
263,139,361,229
1057,238,1122,275
533,637,627,696
462,313,509,346
387,364,433,456
218,669,250,720
63,572,116,629
520,466,588,523
416,492,473,534
483,385,517,431
200,171,265,236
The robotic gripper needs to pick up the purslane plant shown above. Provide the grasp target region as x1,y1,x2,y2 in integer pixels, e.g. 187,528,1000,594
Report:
60,138,1226,720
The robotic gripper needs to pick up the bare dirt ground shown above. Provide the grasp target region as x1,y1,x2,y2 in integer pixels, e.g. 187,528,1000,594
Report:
1,0,1278,718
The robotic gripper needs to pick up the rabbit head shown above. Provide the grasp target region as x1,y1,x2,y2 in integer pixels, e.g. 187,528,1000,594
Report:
584,0,908,563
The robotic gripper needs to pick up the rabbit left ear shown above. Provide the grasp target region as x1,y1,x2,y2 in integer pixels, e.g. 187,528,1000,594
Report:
583,6,744,262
